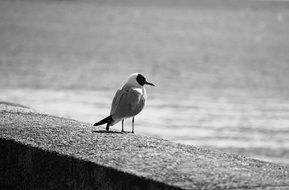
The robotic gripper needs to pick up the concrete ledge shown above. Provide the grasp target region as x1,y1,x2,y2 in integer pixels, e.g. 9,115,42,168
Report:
1,102,289,189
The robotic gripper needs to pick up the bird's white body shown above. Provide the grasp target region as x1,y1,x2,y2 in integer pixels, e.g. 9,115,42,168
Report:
93,73,154,132
109,83,146,126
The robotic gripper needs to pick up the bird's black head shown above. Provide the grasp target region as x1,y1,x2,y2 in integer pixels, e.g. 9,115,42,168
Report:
136,74,155,86
136,74,146,86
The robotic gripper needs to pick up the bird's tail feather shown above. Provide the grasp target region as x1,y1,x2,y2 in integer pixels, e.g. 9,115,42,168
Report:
93,116,113,126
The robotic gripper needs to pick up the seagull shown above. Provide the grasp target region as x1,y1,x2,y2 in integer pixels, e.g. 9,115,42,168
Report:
93,73,155,133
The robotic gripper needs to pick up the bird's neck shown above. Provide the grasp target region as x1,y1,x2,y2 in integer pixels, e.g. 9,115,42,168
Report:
123,83,143,90
123,83,145,94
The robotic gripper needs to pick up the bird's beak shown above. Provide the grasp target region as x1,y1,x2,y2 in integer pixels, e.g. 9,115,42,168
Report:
145,81,155,86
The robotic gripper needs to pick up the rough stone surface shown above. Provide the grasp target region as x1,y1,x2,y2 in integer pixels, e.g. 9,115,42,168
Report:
1,102,289,189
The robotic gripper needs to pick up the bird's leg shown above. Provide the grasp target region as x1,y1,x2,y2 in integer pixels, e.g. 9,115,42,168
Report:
132,117,134,133
106,123,109,132
122,120,124,132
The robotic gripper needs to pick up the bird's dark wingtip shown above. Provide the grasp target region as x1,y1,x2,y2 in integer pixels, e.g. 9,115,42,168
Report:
93,116,113,127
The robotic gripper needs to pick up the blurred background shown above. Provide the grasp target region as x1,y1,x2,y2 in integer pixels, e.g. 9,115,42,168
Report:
1,0,289,165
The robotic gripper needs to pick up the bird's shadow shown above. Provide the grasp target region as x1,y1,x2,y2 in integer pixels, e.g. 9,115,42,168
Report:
92,130,132,134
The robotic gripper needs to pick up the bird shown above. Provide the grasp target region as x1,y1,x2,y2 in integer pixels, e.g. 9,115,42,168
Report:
93,73,155,133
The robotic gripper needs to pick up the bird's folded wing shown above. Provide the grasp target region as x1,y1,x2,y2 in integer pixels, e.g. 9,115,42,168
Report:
126,89,141,110
110,88,141,115
110,89,126,115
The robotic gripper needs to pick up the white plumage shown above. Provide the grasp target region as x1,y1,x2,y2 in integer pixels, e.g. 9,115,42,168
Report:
93,73,154,133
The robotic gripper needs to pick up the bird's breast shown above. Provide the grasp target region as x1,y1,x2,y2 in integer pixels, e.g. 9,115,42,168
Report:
134,87,147,100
